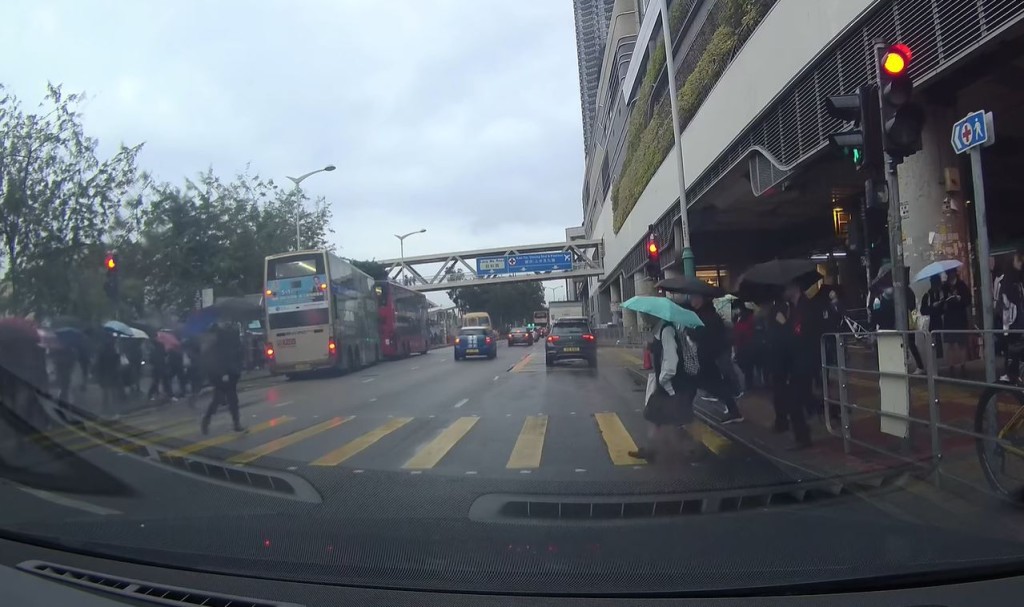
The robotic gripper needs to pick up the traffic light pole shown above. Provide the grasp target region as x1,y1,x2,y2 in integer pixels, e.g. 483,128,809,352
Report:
659,0,695,277
873,41,909,334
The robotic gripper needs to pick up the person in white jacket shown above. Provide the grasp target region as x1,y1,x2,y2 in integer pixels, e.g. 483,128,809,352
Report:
628,317,699,462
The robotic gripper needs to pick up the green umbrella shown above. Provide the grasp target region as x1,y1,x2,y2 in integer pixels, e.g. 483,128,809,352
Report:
620,296,704,329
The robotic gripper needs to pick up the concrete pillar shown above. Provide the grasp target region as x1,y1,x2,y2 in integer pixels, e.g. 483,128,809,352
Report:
609,277,623,327
896,103,972,303
596,288,612,324
620,274,637,334
634,271,658,334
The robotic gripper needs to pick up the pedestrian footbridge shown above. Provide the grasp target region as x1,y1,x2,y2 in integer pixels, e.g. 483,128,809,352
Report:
378,239,604,292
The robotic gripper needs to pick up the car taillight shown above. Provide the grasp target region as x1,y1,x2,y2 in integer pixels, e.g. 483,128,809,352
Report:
508,334,513,339
582,334,595,342
454,337,461,345
328,338,337,356
265,344,275,359
547,335,559,343
485,336,492,345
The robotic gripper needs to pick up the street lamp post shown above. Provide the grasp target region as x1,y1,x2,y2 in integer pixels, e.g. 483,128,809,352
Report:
657,0,695,277
395,229,427,280
545,286,564,302
286,164,336,250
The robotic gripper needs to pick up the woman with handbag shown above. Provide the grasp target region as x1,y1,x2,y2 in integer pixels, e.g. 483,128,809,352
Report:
628,316,700,463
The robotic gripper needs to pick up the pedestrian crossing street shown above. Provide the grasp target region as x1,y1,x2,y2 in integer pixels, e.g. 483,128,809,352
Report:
33,406,738,475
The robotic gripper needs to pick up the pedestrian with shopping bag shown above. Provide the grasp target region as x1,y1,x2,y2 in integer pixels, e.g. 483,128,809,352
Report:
619,296,705,463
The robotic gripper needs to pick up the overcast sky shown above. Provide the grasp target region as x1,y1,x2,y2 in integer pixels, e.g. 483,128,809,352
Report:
1,0,585,306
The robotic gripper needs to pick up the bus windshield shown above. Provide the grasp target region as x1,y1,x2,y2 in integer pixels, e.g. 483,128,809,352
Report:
265,253,330,330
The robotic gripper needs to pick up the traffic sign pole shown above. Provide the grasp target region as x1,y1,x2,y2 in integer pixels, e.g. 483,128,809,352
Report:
950,109,996,381
971,146,996,382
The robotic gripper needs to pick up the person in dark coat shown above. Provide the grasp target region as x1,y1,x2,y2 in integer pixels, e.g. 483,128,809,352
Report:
997,251,1024,382
942,268,971,377
166,347,185,398
147,341,167,401
771,281,814,448
200,324,245,435
920,274,946,364
682,293,743,424
51,344,76,405
95,334,121,416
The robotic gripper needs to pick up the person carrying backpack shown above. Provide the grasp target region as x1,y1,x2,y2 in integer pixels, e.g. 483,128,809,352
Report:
628,316,700,463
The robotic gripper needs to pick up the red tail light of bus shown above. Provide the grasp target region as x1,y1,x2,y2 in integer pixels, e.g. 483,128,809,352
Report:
265,343,275,359
328,338,337,356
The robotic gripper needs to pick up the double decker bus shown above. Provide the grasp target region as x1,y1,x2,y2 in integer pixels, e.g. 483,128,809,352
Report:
263,250,380,376
375,280,429,358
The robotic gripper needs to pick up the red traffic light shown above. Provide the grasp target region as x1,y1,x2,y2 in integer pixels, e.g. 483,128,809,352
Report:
104,255,117,270
881,43,911,77
647,242,658,255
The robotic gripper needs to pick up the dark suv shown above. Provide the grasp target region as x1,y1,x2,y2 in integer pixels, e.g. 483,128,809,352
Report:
545,316,597,368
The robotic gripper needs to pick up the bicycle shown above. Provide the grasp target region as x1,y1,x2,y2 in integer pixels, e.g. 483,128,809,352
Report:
974,358,1024,501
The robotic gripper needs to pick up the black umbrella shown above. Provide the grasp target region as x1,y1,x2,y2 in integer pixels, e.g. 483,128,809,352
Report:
733,259,822,301
656,276,724,297
210,296,263,321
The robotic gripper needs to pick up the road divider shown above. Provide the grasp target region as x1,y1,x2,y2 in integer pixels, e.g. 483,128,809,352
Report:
508,353,534,373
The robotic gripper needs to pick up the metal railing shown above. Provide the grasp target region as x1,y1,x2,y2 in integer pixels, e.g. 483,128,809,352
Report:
594,326,652,347
821,328,1024,500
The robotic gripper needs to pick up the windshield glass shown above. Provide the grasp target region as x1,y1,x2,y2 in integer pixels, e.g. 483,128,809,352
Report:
3,0,1024,598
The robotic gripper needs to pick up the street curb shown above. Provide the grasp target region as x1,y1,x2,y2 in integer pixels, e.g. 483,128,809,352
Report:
622,366,913,482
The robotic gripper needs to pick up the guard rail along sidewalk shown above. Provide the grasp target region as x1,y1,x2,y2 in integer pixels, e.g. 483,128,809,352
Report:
821,327,1024,504
594,326,652,348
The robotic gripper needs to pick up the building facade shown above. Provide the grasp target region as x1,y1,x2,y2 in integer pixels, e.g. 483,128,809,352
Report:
572,0,618,153
580,0,1024,334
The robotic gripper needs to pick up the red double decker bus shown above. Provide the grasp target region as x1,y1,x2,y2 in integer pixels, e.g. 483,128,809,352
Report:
375,280,430,358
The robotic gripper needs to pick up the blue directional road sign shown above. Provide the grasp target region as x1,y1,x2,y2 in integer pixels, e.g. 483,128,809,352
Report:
951,110,993,154
506,252,573,273
476,256,507,275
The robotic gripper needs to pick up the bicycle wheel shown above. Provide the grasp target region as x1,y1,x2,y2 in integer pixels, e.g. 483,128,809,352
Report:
974,385,1024,501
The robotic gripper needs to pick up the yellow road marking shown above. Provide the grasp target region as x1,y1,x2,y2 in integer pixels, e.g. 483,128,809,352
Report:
227,417,349,464
61,418,199,452
594,412,645,465
506,415,548,469
687,421,731,455
312,418,412,466
403,416,479,469
511,354,534,373
164,415,292,457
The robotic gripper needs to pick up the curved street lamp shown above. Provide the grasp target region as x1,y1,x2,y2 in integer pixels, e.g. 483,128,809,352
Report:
395,229,427,280
286,164,336,250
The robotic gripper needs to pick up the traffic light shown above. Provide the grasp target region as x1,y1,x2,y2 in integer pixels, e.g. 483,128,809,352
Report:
644,226,661,280
878,43,924,162
825,85,881,172
103,251,119,301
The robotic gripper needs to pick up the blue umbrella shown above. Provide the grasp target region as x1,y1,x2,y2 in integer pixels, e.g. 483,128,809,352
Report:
103,319,136,337
180,307,220,339
54,327,88,349
913,259,963,283
620,296,704,329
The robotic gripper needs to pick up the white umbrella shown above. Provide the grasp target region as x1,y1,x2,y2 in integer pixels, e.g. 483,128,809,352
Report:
913,259,962,283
